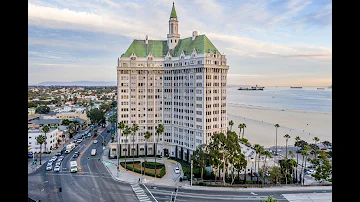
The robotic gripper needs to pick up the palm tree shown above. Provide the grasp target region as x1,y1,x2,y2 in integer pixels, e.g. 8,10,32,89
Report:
237,123,242,139
72,120,80,133
283,134,291,158
154,124,164,178
144,131,152,175
274,124,280,155
288,159,297,183
123,125,131,170
241,123,247,139
117,121,125,168
68,123,76,139
262,150,271,183
253,144,261,175
131,123,139,172
294,136,301,183
42,125,50,153
313,137,320,145
229,120,234,131
301,145,311,185
36,135,46,165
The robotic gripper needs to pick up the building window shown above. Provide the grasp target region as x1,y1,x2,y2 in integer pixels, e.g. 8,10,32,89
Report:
171,39,173,43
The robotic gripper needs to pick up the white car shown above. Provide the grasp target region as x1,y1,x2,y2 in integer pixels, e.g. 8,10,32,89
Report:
46,164,53,171
174,167,180,174
47,160,53,165
51,156,58,161
55,161,61,166
94,140,98,144
58,156,64,161
54,165,60,172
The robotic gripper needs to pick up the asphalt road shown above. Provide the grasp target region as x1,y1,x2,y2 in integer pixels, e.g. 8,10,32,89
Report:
28,119,137,202
144,184,332,202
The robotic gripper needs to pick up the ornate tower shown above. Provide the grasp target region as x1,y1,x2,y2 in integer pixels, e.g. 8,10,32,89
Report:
167,2,180,50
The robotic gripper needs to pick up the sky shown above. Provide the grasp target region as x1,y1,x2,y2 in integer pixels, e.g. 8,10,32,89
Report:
28,0,332,86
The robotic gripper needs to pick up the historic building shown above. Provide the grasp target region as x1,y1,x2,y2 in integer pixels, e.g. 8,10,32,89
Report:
114,2,229,162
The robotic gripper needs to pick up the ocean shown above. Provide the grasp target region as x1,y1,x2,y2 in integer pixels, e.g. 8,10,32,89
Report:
227,86,332,112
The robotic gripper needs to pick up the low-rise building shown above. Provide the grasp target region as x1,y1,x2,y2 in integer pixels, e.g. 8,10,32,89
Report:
28,128,59,153
29,119,62,129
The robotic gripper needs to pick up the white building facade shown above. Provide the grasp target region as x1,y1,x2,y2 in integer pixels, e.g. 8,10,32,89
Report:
28,128,59,153
116,3,229,162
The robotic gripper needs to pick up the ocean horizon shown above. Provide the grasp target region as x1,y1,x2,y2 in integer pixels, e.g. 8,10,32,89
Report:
227,86,332,112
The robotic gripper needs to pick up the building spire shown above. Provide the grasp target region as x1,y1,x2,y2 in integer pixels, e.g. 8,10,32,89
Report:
170,1,177,18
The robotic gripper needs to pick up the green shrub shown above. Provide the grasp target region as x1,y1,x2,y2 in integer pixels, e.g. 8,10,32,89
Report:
142,162,165,169
246,180,253,184
120,162,166,178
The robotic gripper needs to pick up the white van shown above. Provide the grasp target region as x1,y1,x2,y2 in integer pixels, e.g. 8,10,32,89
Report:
91,149,97,156
70,161,78,173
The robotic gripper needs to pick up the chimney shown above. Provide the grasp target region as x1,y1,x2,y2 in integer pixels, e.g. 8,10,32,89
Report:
192,31,198,40
145,35,148,44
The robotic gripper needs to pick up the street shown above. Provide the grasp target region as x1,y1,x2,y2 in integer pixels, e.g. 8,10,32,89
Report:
28,122,137,202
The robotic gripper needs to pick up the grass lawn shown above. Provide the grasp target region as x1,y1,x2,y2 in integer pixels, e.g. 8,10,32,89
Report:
123,163,163,175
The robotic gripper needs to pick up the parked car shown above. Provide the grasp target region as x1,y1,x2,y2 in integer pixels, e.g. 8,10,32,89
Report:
174,167,180,174
46,164,53,171
54,165,60,172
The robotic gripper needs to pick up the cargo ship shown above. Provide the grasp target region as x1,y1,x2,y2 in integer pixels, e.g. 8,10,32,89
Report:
238,84,264,90
290,86,302,89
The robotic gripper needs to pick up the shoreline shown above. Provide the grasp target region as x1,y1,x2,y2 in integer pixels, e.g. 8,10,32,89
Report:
227,103,332,148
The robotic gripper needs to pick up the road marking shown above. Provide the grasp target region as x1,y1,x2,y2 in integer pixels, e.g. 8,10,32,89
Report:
250,192,258,195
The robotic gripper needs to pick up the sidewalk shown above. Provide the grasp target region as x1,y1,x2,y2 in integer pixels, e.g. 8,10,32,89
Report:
101,146,190,187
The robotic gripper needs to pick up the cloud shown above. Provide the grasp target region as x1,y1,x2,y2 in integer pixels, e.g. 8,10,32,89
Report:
206,32,331,61
95,0,120,8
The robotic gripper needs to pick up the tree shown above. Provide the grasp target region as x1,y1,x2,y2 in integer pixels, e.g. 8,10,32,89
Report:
237,123,242,139
260,196,278,202
28,102,37,108
313,136,320,145
61,119,71,126
228,120,234,131
261,150,272,182
154,124,164,178
131,123,139,172
191,144,209,180
254,144,264,184
87,108,105,126
309,143,320,160
208,131,246,185
123,125,131,170
321,140,332,148
110,100,117,109
239,138,251,147
72,120,80,132
269,166,282,184
42,125,50,153
241,123,246,139
100,103,110,112
36,135,46,165
117,121,125,167
309,150,332,183
274,124,280,155
283,134,291,159
144,131,152,174
301,145,311,185
68,123,76,139
73,96,78,104
35,105,50,114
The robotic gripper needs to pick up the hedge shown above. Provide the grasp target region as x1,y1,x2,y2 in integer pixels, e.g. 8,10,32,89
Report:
120,162,166,178
142,162,165,169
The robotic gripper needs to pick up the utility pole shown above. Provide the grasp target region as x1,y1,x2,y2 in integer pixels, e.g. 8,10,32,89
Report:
190,160,193,186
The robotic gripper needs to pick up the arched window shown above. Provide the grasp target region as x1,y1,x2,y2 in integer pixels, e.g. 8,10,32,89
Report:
171,39,172,43
175,39,177,43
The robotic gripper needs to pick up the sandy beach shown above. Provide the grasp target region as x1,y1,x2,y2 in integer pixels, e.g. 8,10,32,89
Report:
227,103,332,148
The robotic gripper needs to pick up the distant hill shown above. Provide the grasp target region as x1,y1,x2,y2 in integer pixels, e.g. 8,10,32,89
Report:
33,81,117,86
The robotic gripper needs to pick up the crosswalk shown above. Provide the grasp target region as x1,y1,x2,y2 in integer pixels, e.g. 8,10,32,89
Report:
131,183,152,202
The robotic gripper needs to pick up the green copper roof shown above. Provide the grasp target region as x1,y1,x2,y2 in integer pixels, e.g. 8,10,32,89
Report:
172,35,218,57
170,2,177,18
121,35,219,58
123,40,169,57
